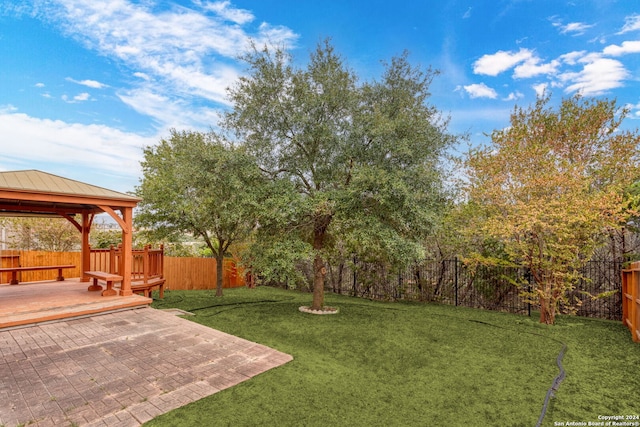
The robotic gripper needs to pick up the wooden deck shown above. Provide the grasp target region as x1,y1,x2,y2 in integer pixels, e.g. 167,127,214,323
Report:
0,278,152,330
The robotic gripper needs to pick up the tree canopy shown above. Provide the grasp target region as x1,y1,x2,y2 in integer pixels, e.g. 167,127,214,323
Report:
135,129,264,296
225,40,455,309
464,94,640,324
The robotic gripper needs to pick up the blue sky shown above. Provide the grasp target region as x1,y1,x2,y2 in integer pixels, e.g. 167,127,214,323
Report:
1,0,639,193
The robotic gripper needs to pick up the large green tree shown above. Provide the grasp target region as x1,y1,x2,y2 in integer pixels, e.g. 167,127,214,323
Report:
225,41,455,310
464,94,640,324
135,129,263,296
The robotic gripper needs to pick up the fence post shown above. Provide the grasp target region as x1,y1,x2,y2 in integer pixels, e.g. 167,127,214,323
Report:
454,257,459,306
632,266,640,342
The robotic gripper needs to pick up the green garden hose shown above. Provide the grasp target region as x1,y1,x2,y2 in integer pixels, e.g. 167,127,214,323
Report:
468,319,567,427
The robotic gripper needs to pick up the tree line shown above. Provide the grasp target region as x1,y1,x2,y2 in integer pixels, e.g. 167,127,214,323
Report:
131,40,640,324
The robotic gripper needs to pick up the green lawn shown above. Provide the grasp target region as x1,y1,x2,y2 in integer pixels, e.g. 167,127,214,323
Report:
145,287,640,427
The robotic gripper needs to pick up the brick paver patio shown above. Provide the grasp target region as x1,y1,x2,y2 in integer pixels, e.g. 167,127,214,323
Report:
0,307,293,427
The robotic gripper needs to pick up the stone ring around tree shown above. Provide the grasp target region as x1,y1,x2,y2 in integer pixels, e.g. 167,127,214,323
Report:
299,306,339,315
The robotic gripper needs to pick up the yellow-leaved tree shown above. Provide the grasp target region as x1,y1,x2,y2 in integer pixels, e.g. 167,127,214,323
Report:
465,94,640,324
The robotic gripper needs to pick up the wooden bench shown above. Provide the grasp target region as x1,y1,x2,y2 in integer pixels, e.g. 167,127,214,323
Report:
84,271,123,297
131,277,165,299
0,265,76,285
89,244,165,299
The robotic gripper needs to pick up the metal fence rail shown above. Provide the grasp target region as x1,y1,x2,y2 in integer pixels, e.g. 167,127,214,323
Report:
321,258,622,321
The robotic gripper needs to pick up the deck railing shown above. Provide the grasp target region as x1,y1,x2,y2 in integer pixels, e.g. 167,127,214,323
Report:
89,244,164,281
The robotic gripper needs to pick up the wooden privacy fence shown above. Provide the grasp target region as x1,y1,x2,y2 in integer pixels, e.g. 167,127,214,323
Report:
622,262,640,342
0,250,245,289
0,250,82,283
164,257,245,290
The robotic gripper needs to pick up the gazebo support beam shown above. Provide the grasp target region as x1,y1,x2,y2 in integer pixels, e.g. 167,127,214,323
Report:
119,207,133,296
97,205,134,296
80,211,97,287
98,205,128,232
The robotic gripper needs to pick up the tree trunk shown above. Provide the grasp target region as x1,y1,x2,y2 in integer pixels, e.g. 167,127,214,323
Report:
311,214,332,310
216,252,224,297
539,302,556,325
538,282,556,325
312,252,325,310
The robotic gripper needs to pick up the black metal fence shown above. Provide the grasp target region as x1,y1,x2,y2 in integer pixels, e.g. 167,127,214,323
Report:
319,258,622,321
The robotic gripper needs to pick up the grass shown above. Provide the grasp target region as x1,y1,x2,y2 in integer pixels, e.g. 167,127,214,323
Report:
145,287,640,427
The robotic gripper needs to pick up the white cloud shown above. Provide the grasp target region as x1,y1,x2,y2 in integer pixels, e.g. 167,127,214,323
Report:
461,83,498,99
532,83,548,97
36,0,298,110
66,78,107,89
2,1,301,190
503,91,524,101
0,110,155,189
62,92,91,103
158,62,240,105
117,87,222,131
0,105,19,114
54,0,295,60
562,57,629,95
575,51,605,63
473,48,533,76
35,83,45,88
52,1,249,58
559,51,587,65
73,92,91,101
557,22,594,36
473,48,559,79
257,22,298,45
589,35,608,45
198,0,254,25
603,41,640,56
618,14,640,34
133,72,150,81
514,58,560,78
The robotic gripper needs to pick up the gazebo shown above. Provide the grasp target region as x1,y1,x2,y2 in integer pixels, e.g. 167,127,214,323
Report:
0,170,140,295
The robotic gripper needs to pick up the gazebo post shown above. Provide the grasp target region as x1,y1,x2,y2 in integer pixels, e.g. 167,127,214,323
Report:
81,210,92,283
120,206,133,296
82,210,104,292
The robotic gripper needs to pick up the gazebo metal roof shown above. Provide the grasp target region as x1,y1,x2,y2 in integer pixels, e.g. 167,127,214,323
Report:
0,170,140,295
0,170,140,216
